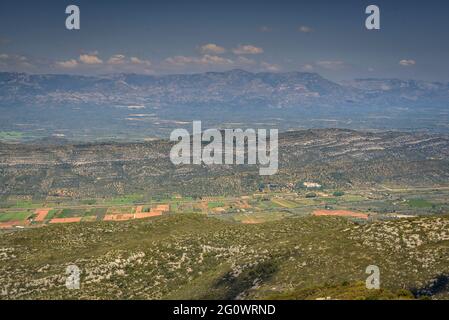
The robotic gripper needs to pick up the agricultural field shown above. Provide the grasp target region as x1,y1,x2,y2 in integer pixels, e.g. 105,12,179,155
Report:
0,187,448,230
0,132,448,299
0,211,32,222
0,131,23,141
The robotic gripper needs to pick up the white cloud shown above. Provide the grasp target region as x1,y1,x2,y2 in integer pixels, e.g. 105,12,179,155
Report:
261,61,280,72
200,43,226,54
301,64,314,71
1,51,157,74
232,45,264,55
79,54,103,64
236,56,256,65
107,54,126,65
106,55,151,69
316,60,345,70
54,53,153,72
56,59,78,68
4,54,33,68
165,55,196,66
165,54,232,66
199,54,233,65
399,59,416,67
130,57,151,66
299,26,313,33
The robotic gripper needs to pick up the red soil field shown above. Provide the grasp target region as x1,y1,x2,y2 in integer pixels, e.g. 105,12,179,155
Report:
312,209,369,220
103,214,135,221
0,220,31,229
155,204,170,212
135,206,143,214
49,217,82,224
237,200,251,209
135,211,163,219
34,208,51,222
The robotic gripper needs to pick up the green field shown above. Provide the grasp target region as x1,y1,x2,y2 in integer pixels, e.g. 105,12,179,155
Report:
102,194,144,205
8,200,40,209
45,209,59,220
407,198,434,208
207,201,225,209
271,198,297,208
0,131,23,141
58,208,88,218
0,211,31,222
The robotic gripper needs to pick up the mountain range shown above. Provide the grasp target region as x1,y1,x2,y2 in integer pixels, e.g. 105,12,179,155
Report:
1,70,449,141
2,69,449,108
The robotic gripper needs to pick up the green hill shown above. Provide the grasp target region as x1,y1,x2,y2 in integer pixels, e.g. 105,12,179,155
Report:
1,214,447,300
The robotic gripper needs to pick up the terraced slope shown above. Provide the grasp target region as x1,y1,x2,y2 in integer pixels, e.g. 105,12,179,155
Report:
0,129,448,198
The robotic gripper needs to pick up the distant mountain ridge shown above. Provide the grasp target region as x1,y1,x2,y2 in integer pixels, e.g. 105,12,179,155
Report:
1,70,449,141
1,69,448,108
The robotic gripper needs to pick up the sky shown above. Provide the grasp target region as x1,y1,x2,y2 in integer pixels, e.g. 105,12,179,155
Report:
0,0,448,81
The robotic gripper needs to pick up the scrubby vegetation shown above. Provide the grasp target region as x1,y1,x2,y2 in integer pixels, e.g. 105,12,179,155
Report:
1,129,449,199
0,214,447,300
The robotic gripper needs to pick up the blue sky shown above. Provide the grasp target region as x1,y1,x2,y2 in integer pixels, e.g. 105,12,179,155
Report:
0,0,448,81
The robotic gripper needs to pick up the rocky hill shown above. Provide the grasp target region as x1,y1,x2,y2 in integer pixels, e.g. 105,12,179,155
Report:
0,214,447,299
0,129,448,199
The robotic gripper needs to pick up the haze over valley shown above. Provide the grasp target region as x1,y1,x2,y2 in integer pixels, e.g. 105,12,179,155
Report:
1,70,449,142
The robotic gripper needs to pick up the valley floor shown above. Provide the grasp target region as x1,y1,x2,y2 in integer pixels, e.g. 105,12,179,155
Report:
1,186,448,229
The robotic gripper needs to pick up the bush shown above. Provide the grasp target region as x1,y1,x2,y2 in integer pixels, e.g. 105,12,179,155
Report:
305,192,317,198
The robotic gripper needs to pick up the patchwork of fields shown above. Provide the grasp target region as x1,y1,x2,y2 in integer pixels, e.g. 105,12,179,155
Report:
1,186,448,230
0,203,170,229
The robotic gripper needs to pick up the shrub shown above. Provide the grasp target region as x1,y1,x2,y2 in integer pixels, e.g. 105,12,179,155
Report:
305,192,317,198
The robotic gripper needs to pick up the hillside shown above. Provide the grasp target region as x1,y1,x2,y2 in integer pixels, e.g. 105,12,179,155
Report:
0,129,448,199
0,214,448,300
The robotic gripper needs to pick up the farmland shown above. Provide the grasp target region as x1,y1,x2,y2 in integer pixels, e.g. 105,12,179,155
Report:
0,211,31,222
0,128,448,299
1,186,448,229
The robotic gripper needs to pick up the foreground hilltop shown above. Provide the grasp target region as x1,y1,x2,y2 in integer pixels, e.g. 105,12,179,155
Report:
0,214,448,300
0,129,448,198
